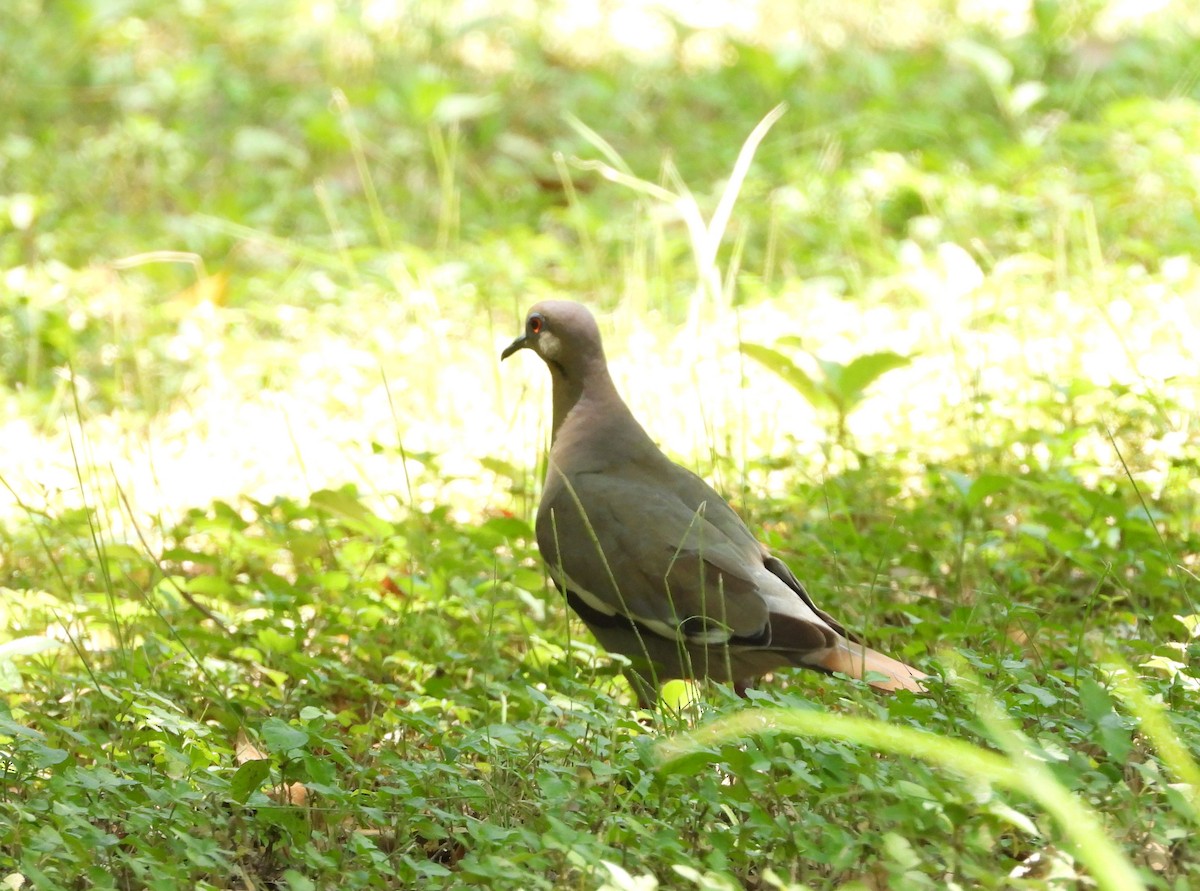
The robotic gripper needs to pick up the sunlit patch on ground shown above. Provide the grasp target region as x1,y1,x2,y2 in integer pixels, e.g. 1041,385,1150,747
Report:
1,239,1195,534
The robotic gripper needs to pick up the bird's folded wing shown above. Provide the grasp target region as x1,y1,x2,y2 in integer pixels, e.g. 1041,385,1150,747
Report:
536,471,773,644
761,553,849,639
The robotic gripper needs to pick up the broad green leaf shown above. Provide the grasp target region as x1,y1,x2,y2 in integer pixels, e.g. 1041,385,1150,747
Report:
814,358,845,408
965,473,1013,509
599,860,658,891
281,870,318,891
947,38,1013,92
0,636,64,660
654,748,720,779
101,543,144,561
984,800,1039,835
1078,677,1115,725
482,516,535,542
0,716,45,739
945,470,972,499
740,343,831,410
261,718,309,753
308,488,392,537
256,628,297,655
1078,677,1132,763
895,780,936,801
1174,614,1200,639
31,744,69,768
0,660,20,692
478,456,523,482
837,351,911,405
883,832,921,870
230,759,273,804
1017,682,1059,707
184,574,234,597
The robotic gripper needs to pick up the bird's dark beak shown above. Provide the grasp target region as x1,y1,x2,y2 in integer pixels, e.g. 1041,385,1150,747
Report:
500,334,528,360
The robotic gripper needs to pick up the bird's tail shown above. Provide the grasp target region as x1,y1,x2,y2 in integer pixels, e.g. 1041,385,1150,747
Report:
814,641,927,692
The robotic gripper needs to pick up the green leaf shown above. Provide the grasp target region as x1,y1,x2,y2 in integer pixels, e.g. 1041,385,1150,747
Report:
1017,683,1059,707
895,779,937,801
256,628,297,655
1078,677,1132,763
308,488,391,537
31,744,69,768
101,543,144,561
479,456,522,481
261,718,309,753
281,870,317,891
944,470,972,500
984,799,1039,835
948,38,1013,92
1078,677,1115,726
482,516,535,542
0,636,64,659
184,574,234,597
965,473,1013,509
836,351,911,406
883,831,922,871
653,748,720,779
814,358,846,409
0,660,20,692
230,759,272,804
1174,614,1200,639
0,716,45,740
740,343,831,410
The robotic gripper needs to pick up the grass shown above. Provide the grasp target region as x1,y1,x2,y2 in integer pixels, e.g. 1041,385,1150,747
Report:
2,0,1200,888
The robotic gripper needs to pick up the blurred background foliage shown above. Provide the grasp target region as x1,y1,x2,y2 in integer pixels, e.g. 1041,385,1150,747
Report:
2,1,1200,888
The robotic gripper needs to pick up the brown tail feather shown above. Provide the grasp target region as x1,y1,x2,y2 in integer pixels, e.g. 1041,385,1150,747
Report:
815,642,927,693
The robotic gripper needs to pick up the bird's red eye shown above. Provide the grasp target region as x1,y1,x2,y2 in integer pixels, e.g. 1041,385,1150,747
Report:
529,315,543,334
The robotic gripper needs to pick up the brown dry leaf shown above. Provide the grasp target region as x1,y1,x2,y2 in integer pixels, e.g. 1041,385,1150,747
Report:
1143,840,1171,872
267,782,308,807
234,728,267,764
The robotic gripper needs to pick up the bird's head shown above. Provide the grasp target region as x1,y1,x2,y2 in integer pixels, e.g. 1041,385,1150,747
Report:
500,300,605,377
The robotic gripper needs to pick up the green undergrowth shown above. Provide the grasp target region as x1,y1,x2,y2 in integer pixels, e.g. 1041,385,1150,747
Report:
3,436,1199,887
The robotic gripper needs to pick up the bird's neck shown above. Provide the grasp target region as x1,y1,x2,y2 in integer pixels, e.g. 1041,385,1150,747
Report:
548,361,660,474
549,358,626,442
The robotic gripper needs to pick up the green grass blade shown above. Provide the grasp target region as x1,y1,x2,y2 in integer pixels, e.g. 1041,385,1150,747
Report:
1105,652,1200,824
700,103,786,276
